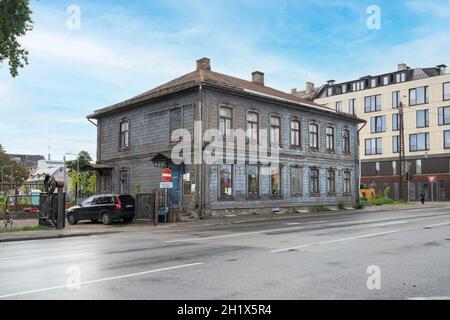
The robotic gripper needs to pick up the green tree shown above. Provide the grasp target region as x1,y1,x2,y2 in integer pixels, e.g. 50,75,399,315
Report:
68,151,96,197
0,0,33,77
0,144,29,187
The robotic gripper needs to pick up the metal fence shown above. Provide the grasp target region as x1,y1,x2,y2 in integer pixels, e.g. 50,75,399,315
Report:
135,193,155,223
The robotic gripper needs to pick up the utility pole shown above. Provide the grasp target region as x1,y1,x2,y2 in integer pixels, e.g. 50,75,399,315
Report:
398,102,407,202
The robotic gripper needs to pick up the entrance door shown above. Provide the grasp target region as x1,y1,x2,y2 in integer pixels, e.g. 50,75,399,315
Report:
168,166,182,207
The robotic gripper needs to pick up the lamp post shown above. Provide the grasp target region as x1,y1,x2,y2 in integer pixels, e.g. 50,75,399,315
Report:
64,153,80,203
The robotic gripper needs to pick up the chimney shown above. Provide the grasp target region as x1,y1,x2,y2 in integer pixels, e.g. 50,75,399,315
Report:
398,63,408,71
196,57,211,71
306,81,314,95
252,71,265,85
437,64,447,75
326,80,335,86
291,88,297,94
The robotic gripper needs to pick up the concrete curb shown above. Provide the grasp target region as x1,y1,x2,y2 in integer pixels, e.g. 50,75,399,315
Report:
0,230,120,243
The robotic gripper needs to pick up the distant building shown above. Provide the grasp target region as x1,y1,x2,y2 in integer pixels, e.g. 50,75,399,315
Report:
310,63,450,201
8,154,45,169
27,160,71,191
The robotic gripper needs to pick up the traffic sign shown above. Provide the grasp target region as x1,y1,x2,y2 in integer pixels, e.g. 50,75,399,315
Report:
160,182,173,189
162,168,172,182
428,176,436,184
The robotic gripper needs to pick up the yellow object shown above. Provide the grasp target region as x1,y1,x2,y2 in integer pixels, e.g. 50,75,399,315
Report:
360,188,376,201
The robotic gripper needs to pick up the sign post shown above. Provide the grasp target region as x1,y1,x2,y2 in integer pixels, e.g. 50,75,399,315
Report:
160,169,173,223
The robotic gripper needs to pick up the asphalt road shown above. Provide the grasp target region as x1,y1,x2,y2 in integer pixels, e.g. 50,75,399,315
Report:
1,206,450,300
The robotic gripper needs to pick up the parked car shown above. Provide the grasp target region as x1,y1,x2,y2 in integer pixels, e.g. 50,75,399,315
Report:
66,194,135,225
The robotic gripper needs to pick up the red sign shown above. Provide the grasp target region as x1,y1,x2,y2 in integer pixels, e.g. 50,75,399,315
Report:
162,168,172,182
428,176,436,184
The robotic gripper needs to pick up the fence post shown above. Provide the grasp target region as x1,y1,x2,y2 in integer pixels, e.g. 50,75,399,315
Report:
153,190,158,226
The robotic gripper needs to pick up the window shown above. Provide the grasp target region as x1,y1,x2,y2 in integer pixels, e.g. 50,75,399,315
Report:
416,109,429,128
219,107,232,136
392,161,397,175
383,75,390,85
341,85,347,94
170,108,182,142
309,123,319,150
392,135,399,153
290,167,303,196
410,133,430,152
326,126,335,152
409,86,428,105
348,99,355,115
364,95,382,112
336,101,343,112
444,131,450,149
119,120,129,149
343,171,351,194
247,112,259,143
370,78,377,88
271,165,281,196
395,72,406,83
327,87,333,97
343,128,350,154
310,168,320,195
270,115,281,146
438,106,450,125
327,169,336,195
416,160,422,175
392,114,400,131
247,165,259,197
365,138,382,155
290,119,301,147
219,165,233,198
392,91,400,109
444,82,450,101
119,169,129,194
370,115,386,133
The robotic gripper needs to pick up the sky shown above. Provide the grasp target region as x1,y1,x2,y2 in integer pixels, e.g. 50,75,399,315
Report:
1,0,449,161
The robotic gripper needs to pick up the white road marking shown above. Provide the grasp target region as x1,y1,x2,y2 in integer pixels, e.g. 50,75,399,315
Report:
285,222,301,225
271,230,401,253
165,226,305,243
369,221,409,228
0,262,203,299
408,297,450,300
424,222,450,229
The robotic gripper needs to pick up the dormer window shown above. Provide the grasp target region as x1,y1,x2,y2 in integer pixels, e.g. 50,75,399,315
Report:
383,75,390,85
342,84,347,94
396,72,406,83
370,78,377,88
327,87,333,97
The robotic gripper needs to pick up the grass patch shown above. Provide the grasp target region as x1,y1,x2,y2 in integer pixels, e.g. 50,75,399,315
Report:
310,205,331,212
368,198,396,206
0,226,50,233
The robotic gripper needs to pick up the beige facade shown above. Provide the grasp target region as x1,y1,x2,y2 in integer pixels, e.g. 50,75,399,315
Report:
314,72,450,161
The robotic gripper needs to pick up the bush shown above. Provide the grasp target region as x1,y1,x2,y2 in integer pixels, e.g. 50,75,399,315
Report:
338,202,346,210
0,196,6,213
310,205,331,212
369,198,396,206
354,201,366,209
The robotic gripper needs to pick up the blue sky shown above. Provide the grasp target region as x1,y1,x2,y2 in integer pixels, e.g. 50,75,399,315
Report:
1,0,449,161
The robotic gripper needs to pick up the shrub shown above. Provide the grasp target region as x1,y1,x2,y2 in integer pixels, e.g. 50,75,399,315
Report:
338,202,346,210
354,201,366,209
369,198,395,206
310,205,331,212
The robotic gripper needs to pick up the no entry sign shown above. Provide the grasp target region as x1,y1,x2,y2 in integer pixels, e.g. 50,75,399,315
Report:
162,168,173,182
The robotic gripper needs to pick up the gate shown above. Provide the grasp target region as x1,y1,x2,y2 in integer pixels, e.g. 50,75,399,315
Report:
135,190,170,224
135,193,155,223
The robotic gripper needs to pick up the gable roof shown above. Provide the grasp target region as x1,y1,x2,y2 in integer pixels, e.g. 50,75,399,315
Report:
88,58,362,122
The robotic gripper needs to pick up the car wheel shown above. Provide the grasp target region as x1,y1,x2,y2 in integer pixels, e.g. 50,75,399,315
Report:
101,212,112,225
123,217,134,223
67,213,78,225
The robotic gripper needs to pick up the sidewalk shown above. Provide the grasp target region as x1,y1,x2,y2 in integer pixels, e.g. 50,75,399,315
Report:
0,201,447,243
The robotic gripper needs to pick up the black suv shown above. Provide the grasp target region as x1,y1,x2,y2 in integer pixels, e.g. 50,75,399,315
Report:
66,194,135,225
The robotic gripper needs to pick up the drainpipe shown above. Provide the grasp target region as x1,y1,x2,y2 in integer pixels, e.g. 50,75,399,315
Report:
357,121,367,205
198,84,204,219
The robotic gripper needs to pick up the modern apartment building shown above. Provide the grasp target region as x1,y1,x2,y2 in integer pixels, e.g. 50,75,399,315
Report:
304,63,450,201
